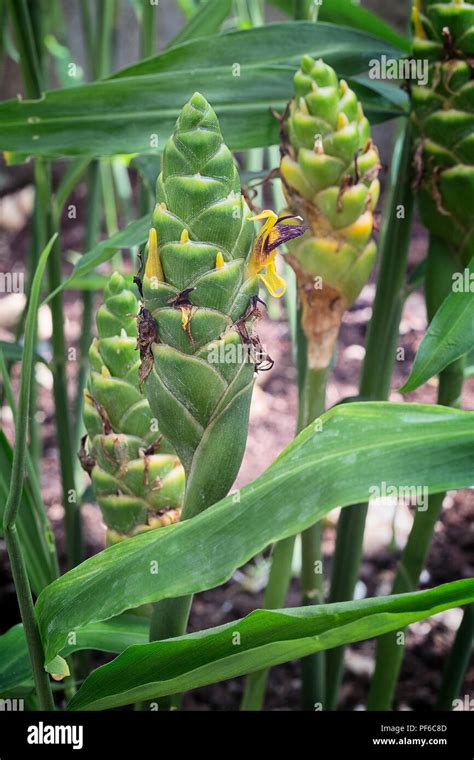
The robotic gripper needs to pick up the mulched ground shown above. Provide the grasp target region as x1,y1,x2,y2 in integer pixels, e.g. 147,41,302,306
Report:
0,167,472,711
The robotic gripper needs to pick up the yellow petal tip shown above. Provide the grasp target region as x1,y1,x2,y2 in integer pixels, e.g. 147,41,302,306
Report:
339,79,349,95
299,97,309,115
144,227,164,281
336,112,349,130
180,229,189,243
411,6,426,38
215,251,225,269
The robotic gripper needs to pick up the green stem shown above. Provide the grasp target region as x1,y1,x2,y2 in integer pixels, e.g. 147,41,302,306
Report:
435,605,473,711
38,159,82,569
4,528,55,709
139,0,155,64
79,0,95,76
325,121,414,710
299,367,327,710
3,237,56,711
293,0,317,21
8,0,42,471
148,595,193,710
146,473,206,709
241,143,300,709
6,0,42,96
72,161,101,455
241,536,295,709
8,0,81,570
0,351,59,582
96,0,115,79
138,0,156,217
367,357,465,711
241,367,327,710
291,2,325,708
367,235,465,711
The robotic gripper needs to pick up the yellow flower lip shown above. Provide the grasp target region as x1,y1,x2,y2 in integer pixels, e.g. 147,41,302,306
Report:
248,210,307,298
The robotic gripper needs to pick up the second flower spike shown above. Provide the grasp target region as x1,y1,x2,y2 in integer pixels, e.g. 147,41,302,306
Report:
280,55,381,369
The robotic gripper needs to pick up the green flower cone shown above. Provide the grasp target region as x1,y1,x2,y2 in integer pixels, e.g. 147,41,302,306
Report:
411,0,474,267
280,55,381,369
140,93,305,517
80,272,184,544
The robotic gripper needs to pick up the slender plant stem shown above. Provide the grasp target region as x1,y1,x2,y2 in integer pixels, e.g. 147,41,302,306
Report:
0,351,59,582
241,365,327,710
293,0,317,21
72,161,101,455
96,0,115,79
325,121,414,710
140,0,156,65
291,0,326,706
8,0,82,569
240,536,295,709
73,0,114,460
241,143,300,710
146,483,199,710
367,356,465,710
367,234,465,711
7,0,42,471
6,0,42,95
299,367,327,709
147,595,193,710
435,605,473,711
79,1,95,74
138,0,156,217
3,236,56,711
37,159,82,569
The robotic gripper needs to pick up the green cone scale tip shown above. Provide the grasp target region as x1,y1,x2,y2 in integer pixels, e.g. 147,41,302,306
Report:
140,93,305,516
280,55,381,369
411,0,474,266
80,272,184,544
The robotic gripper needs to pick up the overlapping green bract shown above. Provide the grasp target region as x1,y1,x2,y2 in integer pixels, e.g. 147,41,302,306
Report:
412,0,474,265
82,273,183,543
142,93,263,515
280,55,380,368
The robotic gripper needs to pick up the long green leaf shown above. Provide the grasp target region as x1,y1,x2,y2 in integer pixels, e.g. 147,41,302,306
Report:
270,0,410,52
168,0,232,47
35,402,474,665
0,23,405,159
113,21,402,78
69,580,474,710
402,259,474,392
0,615,149,696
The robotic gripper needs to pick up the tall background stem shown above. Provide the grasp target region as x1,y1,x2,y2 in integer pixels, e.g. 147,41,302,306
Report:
325,122,414,709
435,605,473,711
2,236,56,711
367,234,465,710
300,367,327,709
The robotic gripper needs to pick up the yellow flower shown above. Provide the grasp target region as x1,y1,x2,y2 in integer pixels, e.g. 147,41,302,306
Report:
248,210,307,297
